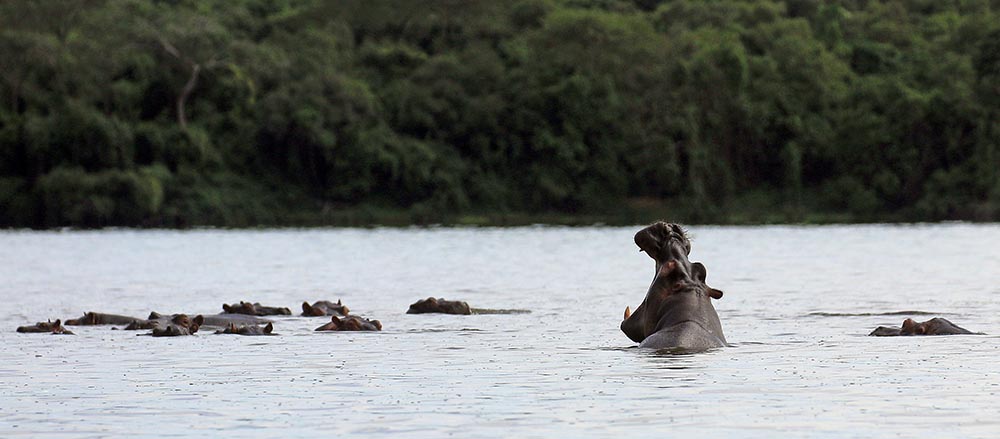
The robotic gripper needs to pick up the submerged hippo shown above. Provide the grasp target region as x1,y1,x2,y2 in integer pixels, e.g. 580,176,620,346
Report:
407,297,472,315
215,322,275,336
148,314,204,337
621,222,727,351
302,300,350,317
869,317,982,336
65,312,145,326
16,319,74,335
314,315,382,331
134,312,272,331
222,301,291,316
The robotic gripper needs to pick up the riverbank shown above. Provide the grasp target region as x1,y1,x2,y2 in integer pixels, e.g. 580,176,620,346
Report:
7,190,996,230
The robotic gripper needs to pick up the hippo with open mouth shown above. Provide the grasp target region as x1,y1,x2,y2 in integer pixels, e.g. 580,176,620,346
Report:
315,315,382,331
16,319,74,335
869,317,983,336
621,222,727,351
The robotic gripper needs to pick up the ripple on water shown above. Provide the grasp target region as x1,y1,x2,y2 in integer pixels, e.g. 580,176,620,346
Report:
1,224,999,438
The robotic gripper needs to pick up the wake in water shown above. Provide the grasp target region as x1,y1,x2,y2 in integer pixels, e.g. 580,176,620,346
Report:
806,310,946,317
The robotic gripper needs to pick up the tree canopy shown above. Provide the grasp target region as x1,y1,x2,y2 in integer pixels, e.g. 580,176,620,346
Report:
1,0,998,227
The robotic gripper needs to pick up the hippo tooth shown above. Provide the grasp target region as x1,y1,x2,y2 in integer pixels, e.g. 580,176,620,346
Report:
624,306,631,320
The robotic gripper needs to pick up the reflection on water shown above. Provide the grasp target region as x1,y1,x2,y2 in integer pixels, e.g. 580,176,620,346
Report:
1,224,999,438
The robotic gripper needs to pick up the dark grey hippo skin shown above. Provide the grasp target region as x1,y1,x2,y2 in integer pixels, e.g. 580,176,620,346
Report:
148,314,203,337
215,322,275,336
222,301,291,316
314,315,382,331
407,298,472,315
127,312,272,330
620,222,727,351
16,319,74,335
869,317,983,336
301,300,350,317
65,312,145,326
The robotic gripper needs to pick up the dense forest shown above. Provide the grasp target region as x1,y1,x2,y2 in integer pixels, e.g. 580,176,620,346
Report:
1,0,998,228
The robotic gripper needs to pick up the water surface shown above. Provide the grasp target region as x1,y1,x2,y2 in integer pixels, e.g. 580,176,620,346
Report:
1,224,998,438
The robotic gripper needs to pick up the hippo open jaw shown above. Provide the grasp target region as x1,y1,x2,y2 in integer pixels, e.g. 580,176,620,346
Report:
622,222,727,350
635,222,691,263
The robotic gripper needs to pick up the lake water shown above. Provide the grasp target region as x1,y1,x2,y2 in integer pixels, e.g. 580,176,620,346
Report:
1,224,998,438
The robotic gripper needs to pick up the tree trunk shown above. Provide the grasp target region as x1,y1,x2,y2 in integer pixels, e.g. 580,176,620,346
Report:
176,63,201,131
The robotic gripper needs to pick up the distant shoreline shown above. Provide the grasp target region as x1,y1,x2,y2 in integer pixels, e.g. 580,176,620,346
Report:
3,199,997,231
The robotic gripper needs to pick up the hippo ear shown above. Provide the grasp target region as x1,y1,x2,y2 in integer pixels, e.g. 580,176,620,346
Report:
193,315,205,326
302,302,312,314
901,318,923,335
692,263,723,299
149,311,161,319
264,322,273,334
692,262,707,282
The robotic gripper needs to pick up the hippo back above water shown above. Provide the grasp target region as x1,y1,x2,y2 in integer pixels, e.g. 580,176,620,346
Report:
215,322,275,335
407,298,472,315
65,312,145,326
222,301,291,316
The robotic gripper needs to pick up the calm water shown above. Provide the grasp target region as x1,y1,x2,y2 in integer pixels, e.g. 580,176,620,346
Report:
1,224,998,438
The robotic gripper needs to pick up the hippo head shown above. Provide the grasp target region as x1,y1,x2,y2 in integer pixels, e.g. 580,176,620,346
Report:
897,317,974,336
634,222,691,268
900,318,924,335
170,314,204,333
223,302,256,314
621,223,723,344
17,319,74,335
315,315,383,331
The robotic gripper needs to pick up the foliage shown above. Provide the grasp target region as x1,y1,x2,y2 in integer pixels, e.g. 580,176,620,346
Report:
1,0,997,227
